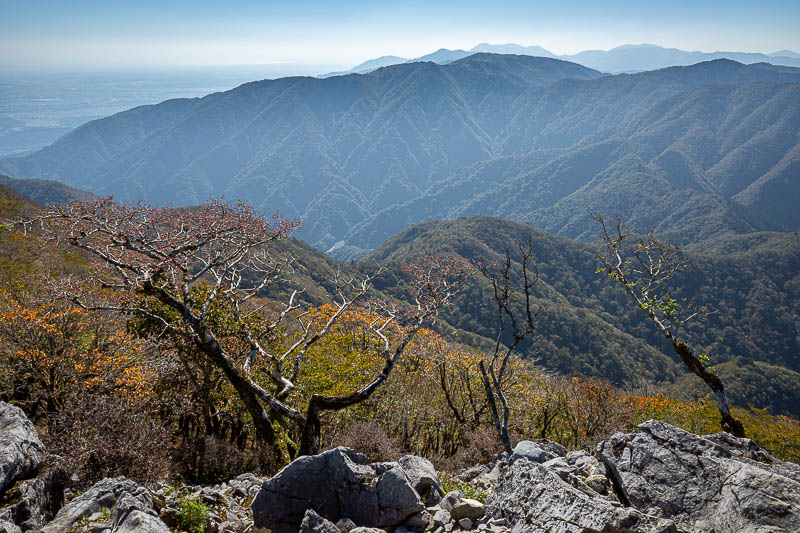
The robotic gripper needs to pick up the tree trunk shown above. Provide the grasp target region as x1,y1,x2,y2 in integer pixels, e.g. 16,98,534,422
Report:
479,361,513,454
671,340,744,437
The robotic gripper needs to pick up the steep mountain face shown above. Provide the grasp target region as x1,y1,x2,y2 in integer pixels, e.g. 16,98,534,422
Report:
2,55,799,254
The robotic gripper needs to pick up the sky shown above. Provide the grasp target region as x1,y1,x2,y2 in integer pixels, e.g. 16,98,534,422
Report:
1,0,799,71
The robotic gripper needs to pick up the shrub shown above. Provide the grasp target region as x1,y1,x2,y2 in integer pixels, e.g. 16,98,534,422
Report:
44,395,170,488
328,420,402,462
440,473,488,503
171,434,276,484
439,429,501,472
176,495,208,533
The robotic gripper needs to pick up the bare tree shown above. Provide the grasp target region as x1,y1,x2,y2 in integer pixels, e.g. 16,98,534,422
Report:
478,240,539,454
592,214,745,437
21,198,473,456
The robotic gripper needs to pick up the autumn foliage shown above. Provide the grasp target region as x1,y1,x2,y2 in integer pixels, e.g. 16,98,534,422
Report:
0,196,797,489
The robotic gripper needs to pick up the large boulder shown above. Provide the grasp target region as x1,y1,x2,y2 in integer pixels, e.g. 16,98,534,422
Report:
598,420,800,533
250,447,423,533
485,456,678,532
0,403,48,495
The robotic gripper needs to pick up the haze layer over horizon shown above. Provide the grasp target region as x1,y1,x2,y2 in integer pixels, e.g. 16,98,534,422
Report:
1,0,799,71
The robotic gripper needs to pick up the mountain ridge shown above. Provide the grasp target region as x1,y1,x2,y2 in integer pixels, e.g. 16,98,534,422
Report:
323,43,800,77
1,55,798,255
0,173,97,206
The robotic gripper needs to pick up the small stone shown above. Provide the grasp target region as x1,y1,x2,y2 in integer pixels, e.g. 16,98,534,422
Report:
458,517,473,530
585,474,610,495
336,517,358,531
450,499,485,522
298,508,339,533
159,507,179,528
405,510,431,529
433,508,451,526
540,440,567,457
542,457,571,480
441,490,463,512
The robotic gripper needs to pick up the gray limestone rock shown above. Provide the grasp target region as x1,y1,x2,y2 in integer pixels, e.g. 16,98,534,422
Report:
0,403,48,496
450,499,485,522
40,476,166,533
299,508,340,533
0,461,67,531
541,457,571,480
485,457,677,532
440,490,463,512
539,440,566,458
404,509,431,529
433,508,451,527
0,403,66,532
110,490,156,529
398,455,444,504
566,450,602,477
598,420,800,533
250,447,423,533
337,517,358,531
114,509,171,533
457,517,473,530
510,441,550,464
0,519,21,533
584,474,610,495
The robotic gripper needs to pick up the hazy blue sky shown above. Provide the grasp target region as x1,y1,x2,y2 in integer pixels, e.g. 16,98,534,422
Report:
2,0,799,71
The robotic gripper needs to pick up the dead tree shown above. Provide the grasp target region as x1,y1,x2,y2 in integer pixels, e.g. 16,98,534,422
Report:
592,214,745,437
22,198,473,456
478,239,539,454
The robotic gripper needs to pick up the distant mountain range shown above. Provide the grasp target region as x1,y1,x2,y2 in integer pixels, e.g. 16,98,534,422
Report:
1,53,799,255
321,43,800,76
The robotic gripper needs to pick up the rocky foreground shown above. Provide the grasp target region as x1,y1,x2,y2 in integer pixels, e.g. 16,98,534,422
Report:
1,401,799,533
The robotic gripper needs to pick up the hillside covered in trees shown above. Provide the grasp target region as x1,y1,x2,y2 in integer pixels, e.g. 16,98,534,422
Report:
1,190,798,496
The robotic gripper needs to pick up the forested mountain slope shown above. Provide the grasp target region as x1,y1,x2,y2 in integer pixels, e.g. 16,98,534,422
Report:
3,55,798,253
2,180,797,417
364,216,800,417
0,173,96,206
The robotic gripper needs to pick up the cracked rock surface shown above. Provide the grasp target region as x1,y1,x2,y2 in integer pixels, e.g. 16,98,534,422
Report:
598,420,800,533
0,403,48,496
484,457,678,532
0,402,67,532
40,476,170,533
